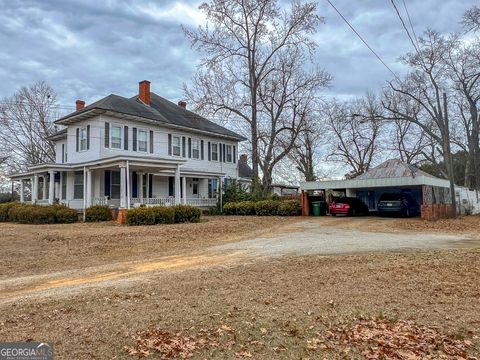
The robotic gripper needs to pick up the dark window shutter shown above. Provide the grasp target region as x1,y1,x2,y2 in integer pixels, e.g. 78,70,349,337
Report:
168,134,172,155
218,143,222,162
148,174,153,198
188,138,192,158
233,145,236,163
124,126,129,150
61,144,65,163
223,144,226,162
104,170,111,197
76,128,79,152
208,142,211,161
201,140,204,160
149,131,154,153
182,136,186,157
132,171,138,198
86,125,90,150
168,177,174,197
104,122,110,148
132,128,137,151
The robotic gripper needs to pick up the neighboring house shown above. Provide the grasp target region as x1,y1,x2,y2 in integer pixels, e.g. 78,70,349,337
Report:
10,80,246,210
237,154,253,189
271,184,299,197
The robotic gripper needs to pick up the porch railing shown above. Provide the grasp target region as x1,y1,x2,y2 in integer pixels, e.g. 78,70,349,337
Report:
131,197,177,207
184,198,218,207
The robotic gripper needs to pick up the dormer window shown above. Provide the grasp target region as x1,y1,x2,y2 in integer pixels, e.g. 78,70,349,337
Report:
111,125,122,149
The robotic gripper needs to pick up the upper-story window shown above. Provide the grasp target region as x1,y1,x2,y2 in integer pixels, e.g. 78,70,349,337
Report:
192,139,200,159
211,143,218,161
172,135,181,156
80,127,88,151
111,125,122,149
225,145,233,162
138,129,148,152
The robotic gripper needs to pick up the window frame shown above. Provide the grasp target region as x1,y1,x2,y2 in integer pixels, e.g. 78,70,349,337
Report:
137,128,148,153
225,144,233,163
191,138,200,159
73,171,84,199
110,170,121,199
211,142,219,162
171,135,182,157
79,127,88,151
110,124,123,150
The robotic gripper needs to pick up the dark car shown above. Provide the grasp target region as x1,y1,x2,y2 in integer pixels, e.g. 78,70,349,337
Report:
329,197,369,216
377,193,419,217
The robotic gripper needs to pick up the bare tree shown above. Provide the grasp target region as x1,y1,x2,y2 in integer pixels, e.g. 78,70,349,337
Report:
462,5,480,33
0,81,58,172
183,0,325,192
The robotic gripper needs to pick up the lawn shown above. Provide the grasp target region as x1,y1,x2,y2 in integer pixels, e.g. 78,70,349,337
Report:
0,216,479,359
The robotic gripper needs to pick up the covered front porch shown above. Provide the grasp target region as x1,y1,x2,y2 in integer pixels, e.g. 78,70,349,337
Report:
11,156,223,210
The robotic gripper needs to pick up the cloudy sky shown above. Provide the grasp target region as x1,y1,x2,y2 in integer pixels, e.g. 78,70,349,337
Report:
0,0,476,112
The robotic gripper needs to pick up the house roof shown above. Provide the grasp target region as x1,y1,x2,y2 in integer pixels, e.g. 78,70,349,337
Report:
55,93,246,141
354,159,435,180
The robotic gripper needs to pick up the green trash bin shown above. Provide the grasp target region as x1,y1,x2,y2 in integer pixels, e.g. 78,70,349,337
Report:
311,201,321,216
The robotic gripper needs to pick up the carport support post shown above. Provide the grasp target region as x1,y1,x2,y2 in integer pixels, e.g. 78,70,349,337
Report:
48,170,55,205
19,180,24,203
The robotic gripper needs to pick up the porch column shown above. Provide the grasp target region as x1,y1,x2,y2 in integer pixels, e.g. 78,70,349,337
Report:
48,171,55,205
126,161,131,209
19,180,25,203
138,172,144,199
42,175,48,200
218,176,223,212
182,177,187,205
86,169,92,207
174,165,181,205
120,165,127,209
32,174,39,203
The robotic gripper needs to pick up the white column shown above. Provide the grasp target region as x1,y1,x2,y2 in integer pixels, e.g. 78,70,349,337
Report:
20,180,25,203
174,166,181,205
120,165,127,208
33,174,39,203
218,177,223,212
86,169,92,207
42,175,48,200
182,177,187,205
126,161,131,209
138,173,144,199
48,171,55,205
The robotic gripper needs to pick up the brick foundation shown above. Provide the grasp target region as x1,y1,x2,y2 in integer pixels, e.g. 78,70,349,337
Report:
421,204,454,221
114,209,127,224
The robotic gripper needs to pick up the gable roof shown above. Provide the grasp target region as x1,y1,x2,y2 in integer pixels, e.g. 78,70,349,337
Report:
238,160,253,179
55,93,246,141
354,159,435,180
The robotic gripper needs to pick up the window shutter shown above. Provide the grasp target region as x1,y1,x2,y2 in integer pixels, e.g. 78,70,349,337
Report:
188,138,192,158
201,140,204,160
208,142,211,161
223,144,226,162
218,143,222,162
124,126,129,150
61,144,65,163
104,122,110,148
233,145,236,163
76,128,79,152
168,134,172,155
149,131,154,153
86,125,90,150
148,174,153,198
132,128,137,151
104,170,111,197
182,136,186,157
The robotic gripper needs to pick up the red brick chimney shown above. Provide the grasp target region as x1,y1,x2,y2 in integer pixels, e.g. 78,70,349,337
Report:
139,80,151,105
76,100,85,111
240,154,248,163
178,100,187,109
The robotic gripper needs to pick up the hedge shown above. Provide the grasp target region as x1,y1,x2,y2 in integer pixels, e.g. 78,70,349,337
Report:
2,203,78,224
222,199,301,216
85,205,113,222
125,205,200,226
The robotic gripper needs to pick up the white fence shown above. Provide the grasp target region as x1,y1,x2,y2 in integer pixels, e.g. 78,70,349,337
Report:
92,197,218,208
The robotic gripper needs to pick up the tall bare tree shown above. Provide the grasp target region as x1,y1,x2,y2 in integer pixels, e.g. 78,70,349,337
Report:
183,0,326,192
0,81,58,172
462,5,480,33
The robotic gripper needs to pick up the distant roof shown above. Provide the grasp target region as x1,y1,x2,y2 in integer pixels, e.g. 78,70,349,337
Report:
354,159,435,180
47,128,67,140
238,159,253,179
55,93,246,141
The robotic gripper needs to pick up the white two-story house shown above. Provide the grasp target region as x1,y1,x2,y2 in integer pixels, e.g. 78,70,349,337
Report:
11,80,247,210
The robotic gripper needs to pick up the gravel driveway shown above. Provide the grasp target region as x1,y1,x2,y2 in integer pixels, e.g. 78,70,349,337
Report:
212,219,472,256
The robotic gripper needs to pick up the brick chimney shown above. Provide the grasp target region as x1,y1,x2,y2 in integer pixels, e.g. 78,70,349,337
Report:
139,80,151,105
178,100,187,109
76,100,85,111
240,154,248,163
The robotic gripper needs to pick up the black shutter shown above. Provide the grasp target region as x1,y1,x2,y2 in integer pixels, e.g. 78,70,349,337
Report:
148,174,153,198
233,145,236,163
104,122,110,148
61,144,65,163
104,170,111,197
132,171,138,198
182,136,186,157
223,144,226,162
132,128,137,151
124,126,129,150
188,138,192,158
86,125,90,150
168,134,172,155
168,177,174,197
208,142,211,161
149,131,154,153
76,128,79,152
201,140,204,160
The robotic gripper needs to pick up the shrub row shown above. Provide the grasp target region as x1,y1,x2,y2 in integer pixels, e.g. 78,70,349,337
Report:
223,199,301,216
85,205,113,222
0,202,78,224
125,205,201,226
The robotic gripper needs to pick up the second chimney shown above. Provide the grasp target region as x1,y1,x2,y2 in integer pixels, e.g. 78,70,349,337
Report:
240,154,248,163
178,100,187,109
139,80,151,105
76,100,85,111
